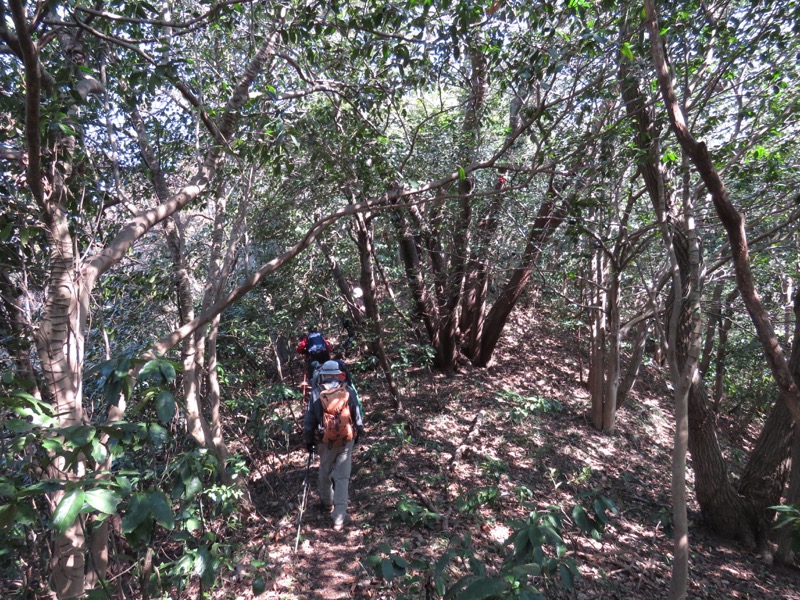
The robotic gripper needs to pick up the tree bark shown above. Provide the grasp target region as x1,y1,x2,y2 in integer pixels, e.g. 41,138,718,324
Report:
9,18,278,594
644,0,800,425
475,200,565,367
617,319,647,409
354,211,402,410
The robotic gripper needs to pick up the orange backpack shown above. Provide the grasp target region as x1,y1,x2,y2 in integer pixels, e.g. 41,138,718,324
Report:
319,387,354,446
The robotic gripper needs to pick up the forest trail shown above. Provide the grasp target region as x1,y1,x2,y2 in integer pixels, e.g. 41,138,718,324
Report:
291,458,370,599
239,311,800,600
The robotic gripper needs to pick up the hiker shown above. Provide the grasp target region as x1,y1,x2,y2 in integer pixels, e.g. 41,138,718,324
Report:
310,357,353,392
296,325,331,380
309,357,364,416
303,360,364,531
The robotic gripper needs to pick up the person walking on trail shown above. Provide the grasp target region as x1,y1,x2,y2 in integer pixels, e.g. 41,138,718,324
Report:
303,360,364,531
309,357,363,416
297,325,331,380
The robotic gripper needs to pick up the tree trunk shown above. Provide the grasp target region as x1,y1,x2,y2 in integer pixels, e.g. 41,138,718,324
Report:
10,22,279,595
712,302,733,411
317,236,364,328
645,0,800,425
617,320,647,409
391,207,438,340
589,245,607,430
620,24,754,559
475,200,566,367
354,211,402,410
38,218,88,598
602,269,621,433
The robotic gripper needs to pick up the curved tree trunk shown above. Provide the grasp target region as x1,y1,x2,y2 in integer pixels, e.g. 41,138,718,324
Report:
620,27,754,561
617,320,647,409
645,0,800,425
354,211,402,410
475,200,566,367
317,236,364,329
8,14,279,593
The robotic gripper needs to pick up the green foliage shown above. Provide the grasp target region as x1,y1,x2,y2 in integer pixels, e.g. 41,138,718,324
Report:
455,487,500,514
770,505,800,553
495,389,563,425
373,490,621,599
364,543,411,583
570,494,619,542
394,495,441,528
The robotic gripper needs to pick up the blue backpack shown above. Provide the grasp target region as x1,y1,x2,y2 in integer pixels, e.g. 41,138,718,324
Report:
306,332,327,355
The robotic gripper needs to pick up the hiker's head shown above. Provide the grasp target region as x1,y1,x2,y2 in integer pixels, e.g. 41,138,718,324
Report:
319,360,345,383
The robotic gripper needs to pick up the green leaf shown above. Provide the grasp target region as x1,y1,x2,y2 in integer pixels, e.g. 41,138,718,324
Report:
156,390,176,424
458,166,466,180
448,576,507,599
571,505,593,533
52,489,85,532
5,419,33,433
149,491,174,530
518,587,546,600
559,563,575,590
390,553,409,569
148,423,170,446
159,362,177,382
121,493,151,533
84,489,122,515
0,480,15,498
252,575,266,595
0,503,17,529
620,42,634,61
139,360,164,381
194,544,214,586
599,495,620,515
184,475,203,499
90,439,108,464
61,425,96,446
380,558,395,581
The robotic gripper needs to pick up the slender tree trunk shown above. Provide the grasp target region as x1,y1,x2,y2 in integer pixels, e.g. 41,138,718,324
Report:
603,269,621,433
619,25,753,559
475,200,566,367
713,301,733,411
354,211,402,409
317,236,364,328
617,320,647,409
645,0,800,425
11,27,279,596
698,280,724,377
391,208,438,339
589,246,607,430
461,173,508,360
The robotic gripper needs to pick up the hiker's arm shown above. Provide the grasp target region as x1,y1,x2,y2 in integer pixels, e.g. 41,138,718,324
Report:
296,338,307,354
349,390,364,431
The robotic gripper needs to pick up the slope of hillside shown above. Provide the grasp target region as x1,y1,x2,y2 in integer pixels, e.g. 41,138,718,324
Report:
229,311,800,599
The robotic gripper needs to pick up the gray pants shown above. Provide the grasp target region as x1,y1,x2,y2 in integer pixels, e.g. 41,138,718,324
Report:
318,440,354,526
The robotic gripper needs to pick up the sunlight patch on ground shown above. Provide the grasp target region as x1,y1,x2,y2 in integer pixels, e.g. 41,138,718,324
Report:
487,522,511,544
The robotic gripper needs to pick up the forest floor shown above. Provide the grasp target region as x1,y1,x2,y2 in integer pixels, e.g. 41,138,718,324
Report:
221,309,800,599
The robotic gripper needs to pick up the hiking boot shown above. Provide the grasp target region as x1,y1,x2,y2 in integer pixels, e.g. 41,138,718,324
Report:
316,502,333,513
332,516,347,531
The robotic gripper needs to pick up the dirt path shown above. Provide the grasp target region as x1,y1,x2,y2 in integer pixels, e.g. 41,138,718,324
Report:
262,454,373,600
294,512,368,599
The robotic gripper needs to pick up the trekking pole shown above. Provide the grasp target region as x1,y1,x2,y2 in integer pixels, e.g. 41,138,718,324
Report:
294,448,314,553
